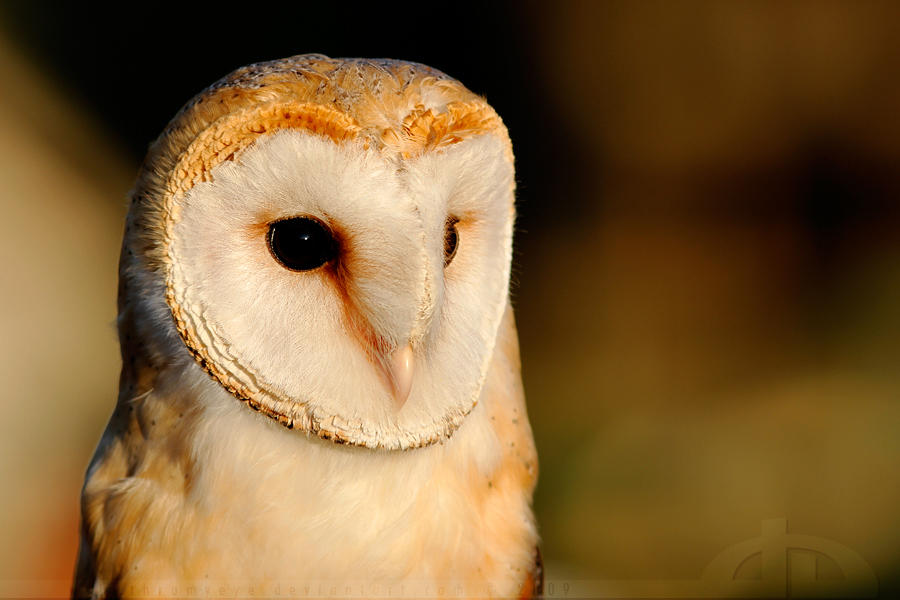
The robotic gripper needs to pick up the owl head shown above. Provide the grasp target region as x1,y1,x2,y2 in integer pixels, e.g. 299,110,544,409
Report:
122,55,516,450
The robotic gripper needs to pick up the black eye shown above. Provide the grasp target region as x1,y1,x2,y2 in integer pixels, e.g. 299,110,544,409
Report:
267,217,339,271
444,217,459,266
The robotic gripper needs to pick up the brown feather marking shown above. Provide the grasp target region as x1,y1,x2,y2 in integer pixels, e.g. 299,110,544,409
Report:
392,101,506,158
170,102,360,199
321,222,396,391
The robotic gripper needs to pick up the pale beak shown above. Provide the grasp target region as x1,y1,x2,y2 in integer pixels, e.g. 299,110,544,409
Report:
388,344,415,409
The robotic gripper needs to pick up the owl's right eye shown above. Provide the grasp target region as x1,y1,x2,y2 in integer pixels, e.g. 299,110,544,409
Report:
267,217,339,272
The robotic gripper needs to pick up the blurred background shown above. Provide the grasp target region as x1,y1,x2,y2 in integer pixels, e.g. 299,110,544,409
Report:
1,1,898,597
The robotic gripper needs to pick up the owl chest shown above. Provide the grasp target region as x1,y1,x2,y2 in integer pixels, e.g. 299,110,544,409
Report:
161,425,526,592
96,372,534,595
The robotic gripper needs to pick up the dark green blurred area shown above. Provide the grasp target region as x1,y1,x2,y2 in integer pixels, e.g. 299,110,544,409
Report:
1,1,898,597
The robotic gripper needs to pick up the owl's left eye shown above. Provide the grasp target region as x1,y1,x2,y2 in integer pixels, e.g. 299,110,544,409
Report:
444,217,460,266
267,217,339,272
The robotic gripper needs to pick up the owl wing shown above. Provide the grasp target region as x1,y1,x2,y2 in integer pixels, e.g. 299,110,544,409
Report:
72,310,160,599
71,400,131,599
517,547,544,599
72,529,98,598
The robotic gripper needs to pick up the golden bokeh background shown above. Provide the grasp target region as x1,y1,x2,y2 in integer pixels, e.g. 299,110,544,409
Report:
1,2,898,597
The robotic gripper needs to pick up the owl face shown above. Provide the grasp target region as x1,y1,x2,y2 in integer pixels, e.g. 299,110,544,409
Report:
163,122,514,449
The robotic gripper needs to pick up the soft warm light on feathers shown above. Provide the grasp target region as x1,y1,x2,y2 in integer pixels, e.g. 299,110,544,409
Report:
74,55,539,598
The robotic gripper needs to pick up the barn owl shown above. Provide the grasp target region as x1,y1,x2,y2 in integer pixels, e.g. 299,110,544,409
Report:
74,55,540,599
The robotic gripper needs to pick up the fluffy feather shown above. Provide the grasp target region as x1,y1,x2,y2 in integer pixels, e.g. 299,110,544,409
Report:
75,55,538,598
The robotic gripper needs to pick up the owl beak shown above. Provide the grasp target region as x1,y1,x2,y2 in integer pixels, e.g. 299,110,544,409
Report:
388,344,415,409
